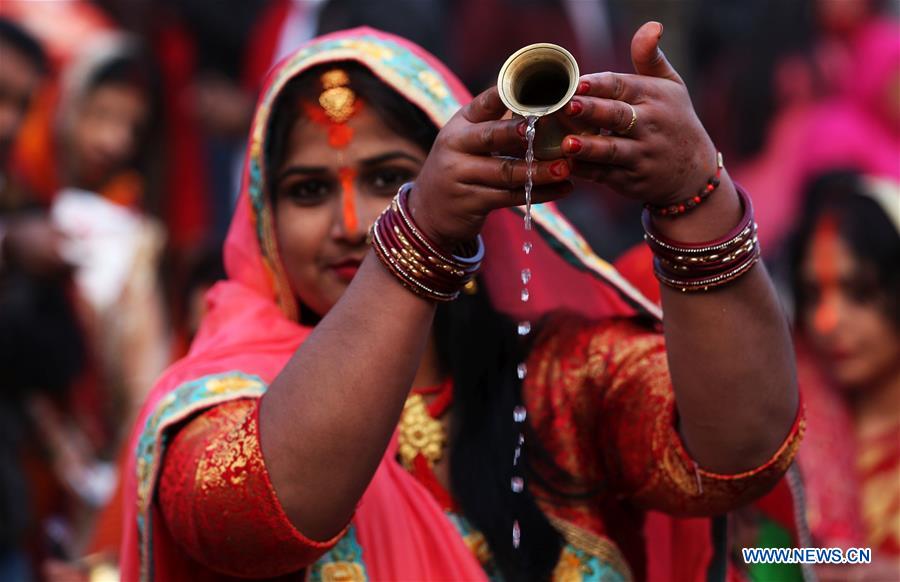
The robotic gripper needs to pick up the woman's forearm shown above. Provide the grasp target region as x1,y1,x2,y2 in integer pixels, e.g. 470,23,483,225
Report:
656,175,799,474
258,249,435,540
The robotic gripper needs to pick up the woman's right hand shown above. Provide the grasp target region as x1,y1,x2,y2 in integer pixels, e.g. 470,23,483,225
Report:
409,86,574,250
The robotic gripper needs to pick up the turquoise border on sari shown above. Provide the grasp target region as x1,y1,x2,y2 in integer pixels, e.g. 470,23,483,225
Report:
306,525,369,581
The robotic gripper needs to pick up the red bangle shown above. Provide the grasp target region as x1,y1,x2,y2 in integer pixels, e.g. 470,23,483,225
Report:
645,152,724,218
370,183,483,302
655,229,758,275
395,183,482,272
652,251,760,291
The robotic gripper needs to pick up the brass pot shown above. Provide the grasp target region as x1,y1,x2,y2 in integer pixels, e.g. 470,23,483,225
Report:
497,43,579,159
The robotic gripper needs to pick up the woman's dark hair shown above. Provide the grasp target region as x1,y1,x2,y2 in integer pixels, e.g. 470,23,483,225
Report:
80,50,164,213
83,51,161,133
0,18,48,75
87,52,152,94
266,62,565,579
789,170,900,331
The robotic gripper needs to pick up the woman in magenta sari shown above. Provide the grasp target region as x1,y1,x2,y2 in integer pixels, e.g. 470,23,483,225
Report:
120,25,802,580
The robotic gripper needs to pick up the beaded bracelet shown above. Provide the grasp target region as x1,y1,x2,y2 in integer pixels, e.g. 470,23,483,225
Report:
645,152,724,218
643,185,761,292
371,183,484,301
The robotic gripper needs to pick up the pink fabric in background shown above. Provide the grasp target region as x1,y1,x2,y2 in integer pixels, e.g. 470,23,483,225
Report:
734,17,900,252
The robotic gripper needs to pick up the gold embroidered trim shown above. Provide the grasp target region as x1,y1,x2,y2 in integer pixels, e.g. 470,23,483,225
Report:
548,516,634,582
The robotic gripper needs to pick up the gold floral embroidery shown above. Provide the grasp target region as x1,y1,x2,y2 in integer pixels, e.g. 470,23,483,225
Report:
195,407,258,491
321,562,366,582
525,314,804,571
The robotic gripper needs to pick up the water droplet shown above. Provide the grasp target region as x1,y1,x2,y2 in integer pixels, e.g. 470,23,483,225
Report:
511,476,524,493
520,288,530,302
512,520,521,548
513,446,522,466
520,268,532,285
517,320,531,336
522,241,532,255
518,433,525,446
516,363,527,380
513,405,527,423
524,214,533,231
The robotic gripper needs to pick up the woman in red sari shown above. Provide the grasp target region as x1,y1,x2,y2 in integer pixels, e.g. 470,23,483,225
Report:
791,171,900,581
121,24,802,580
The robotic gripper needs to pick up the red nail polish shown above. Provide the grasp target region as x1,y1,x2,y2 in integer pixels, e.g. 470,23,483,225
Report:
564,137,582,154
568,99,583,116
550,160,569,177
577,81,589,95
517,122,526,137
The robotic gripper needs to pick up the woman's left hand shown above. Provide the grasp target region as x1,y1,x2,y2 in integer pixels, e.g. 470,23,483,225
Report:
560,21,719,206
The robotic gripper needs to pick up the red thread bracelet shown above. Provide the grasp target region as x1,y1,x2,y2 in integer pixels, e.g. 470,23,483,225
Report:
646,152,724,218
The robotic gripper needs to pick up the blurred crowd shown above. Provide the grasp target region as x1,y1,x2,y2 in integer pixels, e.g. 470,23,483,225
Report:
0,1,896,580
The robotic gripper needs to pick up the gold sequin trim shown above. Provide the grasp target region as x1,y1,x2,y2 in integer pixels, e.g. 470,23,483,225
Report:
548,516,634,582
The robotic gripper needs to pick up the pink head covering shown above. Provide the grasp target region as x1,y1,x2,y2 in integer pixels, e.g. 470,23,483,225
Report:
120,27,657,580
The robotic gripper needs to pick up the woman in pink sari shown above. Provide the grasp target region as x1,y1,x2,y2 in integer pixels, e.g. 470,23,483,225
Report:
120,25,802,580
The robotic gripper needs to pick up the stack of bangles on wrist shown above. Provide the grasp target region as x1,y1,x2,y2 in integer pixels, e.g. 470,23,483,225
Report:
370,182,484,301
643,185,761,292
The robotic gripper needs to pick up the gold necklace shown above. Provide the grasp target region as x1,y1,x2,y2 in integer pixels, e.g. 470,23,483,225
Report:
397,386,450,470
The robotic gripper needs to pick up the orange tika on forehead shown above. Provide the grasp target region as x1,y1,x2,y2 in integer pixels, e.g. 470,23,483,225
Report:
810,215,841,334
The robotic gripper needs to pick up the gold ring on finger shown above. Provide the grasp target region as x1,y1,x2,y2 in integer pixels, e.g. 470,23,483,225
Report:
621,103,637,135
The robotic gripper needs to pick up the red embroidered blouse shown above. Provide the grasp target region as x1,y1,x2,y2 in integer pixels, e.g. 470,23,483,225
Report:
157,317,804,578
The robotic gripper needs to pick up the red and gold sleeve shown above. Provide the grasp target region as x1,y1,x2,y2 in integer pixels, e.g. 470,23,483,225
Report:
526,316,804,517
157,398,344,577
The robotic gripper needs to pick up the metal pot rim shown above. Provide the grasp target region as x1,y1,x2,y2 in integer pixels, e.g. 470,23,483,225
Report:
497,43,579,118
